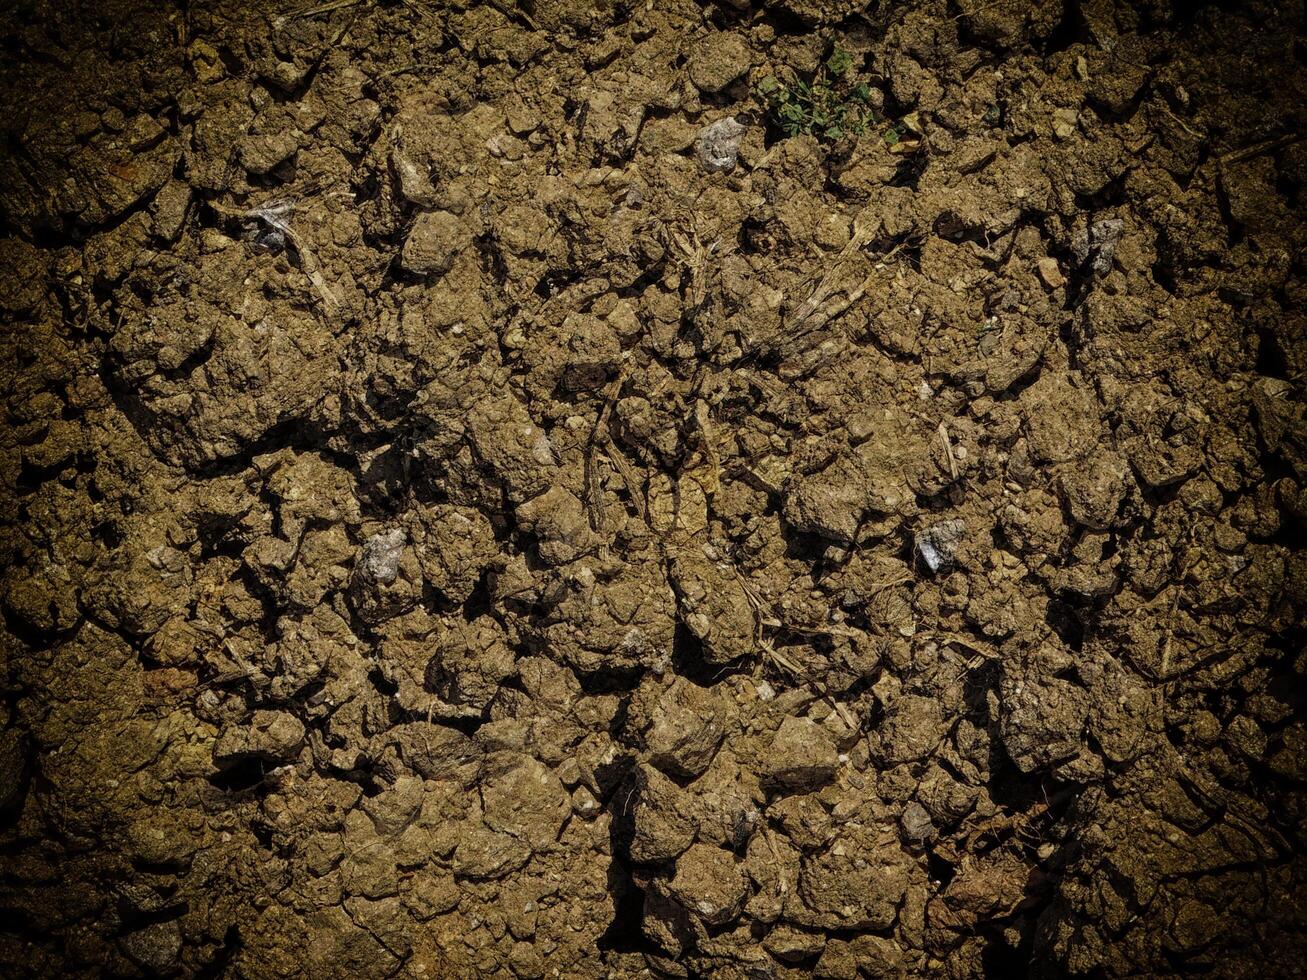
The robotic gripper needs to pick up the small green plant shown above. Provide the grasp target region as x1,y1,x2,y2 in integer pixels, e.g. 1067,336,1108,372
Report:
757,46,874,142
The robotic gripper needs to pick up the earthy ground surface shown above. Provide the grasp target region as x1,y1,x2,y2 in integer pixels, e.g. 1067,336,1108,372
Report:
1,0,1305,976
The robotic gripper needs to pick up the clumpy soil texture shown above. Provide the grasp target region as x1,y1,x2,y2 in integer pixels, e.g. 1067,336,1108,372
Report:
1,0,1306,976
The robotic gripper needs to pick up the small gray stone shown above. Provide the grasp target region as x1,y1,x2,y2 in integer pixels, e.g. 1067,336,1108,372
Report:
1071,218,1124,277
391,140,436,206
915,519,966,573
900,801,936,842
360,529,406,584
695,117,747,173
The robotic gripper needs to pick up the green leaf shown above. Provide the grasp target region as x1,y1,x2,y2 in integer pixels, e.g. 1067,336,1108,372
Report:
884,127,900,145
826,47,853,77
825,125,843,139
853,82,871,102
758,75,779,95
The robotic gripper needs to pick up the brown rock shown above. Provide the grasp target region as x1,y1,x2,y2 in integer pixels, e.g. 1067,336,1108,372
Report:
425,617,517,712
402,210,475,275
408,504,498,603
669,548,757,666
1058,452,1130,529
480,753,571,850
795,835,915,930
624,763,698,864
635,676,727,779
515,486,600,566
763,717,839,792
214,710,305,767
668,843,749,926
764,923,827,962
874,694,948,765
686,34,752,93
452,824,531,880
1036,256,1066,288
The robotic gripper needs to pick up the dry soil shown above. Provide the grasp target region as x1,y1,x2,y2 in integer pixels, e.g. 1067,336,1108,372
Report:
1,0,1305,977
